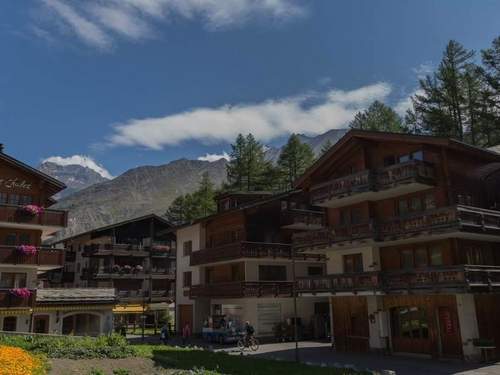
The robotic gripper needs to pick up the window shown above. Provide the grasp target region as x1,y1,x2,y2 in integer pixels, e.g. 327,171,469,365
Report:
415,247,428,268
8,194,19,205
398,199,409,215
383,155,396,167
391,306,429,339
399,154,410,163
183,241,193,256
259,265,287,281
410,196,422,211
424,193,436,210
308,266,324,276
19,195,32,205
183,271,192,287
429,246,443,266
351,208,362,225
18,233,30,245
401,249,414,269
231,264,243,281
2,317,16,332
0,193,7,204
4,233,16,246
412,150,424,161
205,268,213,284
399,150,423,164
0,272,27,288
343,253,363,273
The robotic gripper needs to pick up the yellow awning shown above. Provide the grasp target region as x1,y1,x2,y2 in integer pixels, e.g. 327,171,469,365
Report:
113,304,145,314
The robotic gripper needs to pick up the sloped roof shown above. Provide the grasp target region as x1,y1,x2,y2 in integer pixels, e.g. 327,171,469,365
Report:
0,150,66,194
294,129,500,188
36,288,116,304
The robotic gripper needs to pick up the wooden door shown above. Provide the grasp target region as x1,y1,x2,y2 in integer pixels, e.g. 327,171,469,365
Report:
438,306,462,357
33,315,49,334
475,294,500,359
331,296,369,352
178,304,193,333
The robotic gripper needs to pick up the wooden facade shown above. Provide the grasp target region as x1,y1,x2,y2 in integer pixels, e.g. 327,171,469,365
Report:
293,130,500,360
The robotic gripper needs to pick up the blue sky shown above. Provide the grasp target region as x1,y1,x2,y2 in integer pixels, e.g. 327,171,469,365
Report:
1,0,500,178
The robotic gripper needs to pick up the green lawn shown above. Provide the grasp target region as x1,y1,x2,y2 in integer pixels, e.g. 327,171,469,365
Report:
135,345,366,375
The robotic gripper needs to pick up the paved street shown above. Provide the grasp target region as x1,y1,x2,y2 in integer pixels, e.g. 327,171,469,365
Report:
216,341,500,375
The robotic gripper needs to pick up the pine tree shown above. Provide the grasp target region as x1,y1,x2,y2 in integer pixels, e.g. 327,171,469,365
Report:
191,172,217,218
349,101,404,132
165,195,190,225
226,134,247,191
243,134,268,191
411,40,475,140
320,139,333,155
277,134,315,189
481,36,500,146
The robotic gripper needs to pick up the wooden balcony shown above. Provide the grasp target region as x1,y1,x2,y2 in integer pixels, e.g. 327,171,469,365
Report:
297,265,500,294
379,205,500,241
0,246,64,270
117,289,174,302
292,221,375,251
310,161,436,208
82,244,149,258
190,281,294,299
0,204,67,230
294,206,500,251
281,209,325,230
310,170,373,208
86,267,147,280
151,267,176,280
190,241,325,266
296,272,381,293
0,289,36,308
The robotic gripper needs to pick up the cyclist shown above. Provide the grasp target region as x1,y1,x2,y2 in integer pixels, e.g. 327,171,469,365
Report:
244,321,255,345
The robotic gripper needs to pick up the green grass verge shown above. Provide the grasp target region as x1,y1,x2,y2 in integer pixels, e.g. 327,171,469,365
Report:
135,345,366,375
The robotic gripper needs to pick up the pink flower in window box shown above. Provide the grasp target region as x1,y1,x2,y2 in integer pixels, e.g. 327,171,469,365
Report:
10,288,32,299
134,265,144,273
16,245,38,256
21,205,44,216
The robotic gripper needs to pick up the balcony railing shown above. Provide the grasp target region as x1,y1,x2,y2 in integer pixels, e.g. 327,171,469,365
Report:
296,265,500,294
310,161,436,207
293,221,375,251
380,205,500,240
82,244,149,257
190,241,325,266
0,289,36,308
0,246,64,267
376,160,435,189
0,204,67,228
311,170,373,205
297,272,381,293
190,281,294,299
281,209,325,229
294,206,500,251
117,289,174,301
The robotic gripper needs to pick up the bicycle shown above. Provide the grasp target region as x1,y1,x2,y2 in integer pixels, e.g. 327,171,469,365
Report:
237,334,259,351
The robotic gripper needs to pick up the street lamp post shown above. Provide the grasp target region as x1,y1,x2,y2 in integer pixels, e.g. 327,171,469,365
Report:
292,245,299,363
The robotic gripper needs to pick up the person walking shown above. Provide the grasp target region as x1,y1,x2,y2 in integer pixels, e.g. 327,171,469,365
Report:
160,323,169,345
182,322,191,346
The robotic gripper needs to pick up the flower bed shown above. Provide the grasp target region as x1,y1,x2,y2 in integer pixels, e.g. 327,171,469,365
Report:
0,334,135,360
0,345,45,375
17,245,38,256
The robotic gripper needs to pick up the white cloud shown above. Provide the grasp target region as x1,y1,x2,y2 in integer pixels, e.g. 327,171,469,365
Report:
34,0,305,49
412,62,434,79
394,89,423,117
42,155,113,179
197,152,230,162
41,0,111,49
108,82,392,150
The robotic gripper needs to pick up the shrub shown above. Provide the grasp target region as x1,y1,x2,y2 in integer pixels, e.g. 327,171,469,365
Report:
113,369,131,375
0,334,136,359
88,369,105,375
